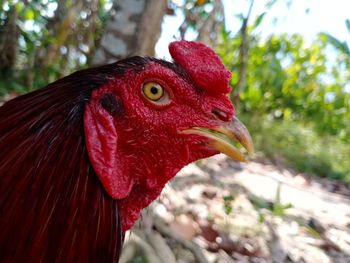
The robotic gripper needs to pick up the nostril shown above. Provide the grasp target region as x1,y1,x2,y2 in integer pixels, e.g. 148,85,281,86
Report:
212,108,230,121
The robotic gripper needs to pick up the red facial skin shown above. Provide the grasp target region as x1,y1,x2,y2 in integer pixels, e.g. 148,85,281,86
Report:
0,40,235,262
85,41,235,231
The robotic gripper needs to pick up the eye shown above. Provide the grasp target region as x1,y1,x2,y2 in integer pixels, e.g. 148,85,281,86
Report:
142,82,171,106
142,82,164,101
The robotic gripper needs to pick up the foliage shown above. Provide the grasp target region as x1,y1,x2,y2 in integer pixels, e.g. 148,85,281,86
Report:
223,194,234,215
216,15,350,181
272,184,293,217
0,0,112,95
241,114,350,182
250,184,293,218
170,0,216,33
169,0,224,47
218,31,350,139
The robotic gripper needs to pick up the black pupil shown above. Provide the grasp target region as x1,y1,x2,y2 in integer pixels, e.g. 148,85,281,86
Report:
150,86,159,95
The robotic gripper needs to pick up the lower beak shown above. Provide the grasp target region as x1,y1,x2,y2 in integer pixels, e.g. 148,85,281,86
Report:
182,116,254,162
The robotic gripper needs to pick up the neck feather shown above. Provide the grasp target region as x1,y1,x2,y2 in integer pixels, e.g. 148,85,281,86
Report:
0,69,124,262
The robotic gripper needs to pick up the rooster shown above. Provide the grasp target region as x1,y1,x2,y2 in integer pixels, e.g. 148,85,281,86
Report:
0,41,253,262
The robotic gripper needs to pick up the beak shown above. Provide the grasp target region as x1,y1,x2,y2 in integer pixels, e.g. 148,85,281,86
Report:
182,116,254,162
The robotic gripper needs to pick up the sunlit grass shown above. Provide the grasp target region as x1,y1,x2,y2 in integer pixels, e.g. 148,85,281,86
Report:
241,113,350,183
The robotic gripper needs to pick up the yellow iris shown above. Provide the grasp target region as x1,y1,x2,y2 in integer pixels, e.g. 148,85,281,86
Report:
142,82,164,101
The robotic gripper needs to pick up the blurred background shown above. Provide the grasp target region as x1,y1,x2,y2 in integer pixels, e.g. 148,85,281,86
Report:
0,0,349,262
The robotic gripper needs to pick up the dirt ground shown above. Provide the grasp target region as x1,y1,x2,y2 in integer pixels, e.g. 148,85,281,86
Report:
121,155,350,263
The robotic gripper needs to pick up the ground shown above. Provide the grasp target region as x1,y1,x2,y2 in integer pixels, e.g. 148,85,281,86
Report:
120,155,350,263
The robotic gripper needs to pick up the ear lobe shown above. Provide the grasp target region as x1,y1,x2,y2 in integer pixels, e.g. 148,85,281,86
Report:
84,100,133,199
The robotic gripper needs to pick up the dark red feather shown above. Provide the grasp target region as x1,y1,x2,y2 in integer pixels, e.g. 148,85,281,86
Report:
0,52,223,261
0,59,150,262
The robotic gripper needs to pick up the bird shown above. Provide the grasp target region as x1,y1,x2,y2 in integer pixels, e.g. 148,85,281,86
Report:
0,40,253,262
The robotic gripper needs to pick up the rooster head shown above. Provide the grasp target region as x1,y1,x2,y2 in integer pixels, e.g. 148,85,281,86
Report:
84,41,253,230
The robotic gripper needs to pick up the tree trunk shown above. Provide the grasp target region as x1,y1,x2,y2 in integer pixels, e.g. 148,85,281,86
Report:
35,0,81,70
196,0,225,48
232,0,254,106
92,0,167,65
0,7,19,77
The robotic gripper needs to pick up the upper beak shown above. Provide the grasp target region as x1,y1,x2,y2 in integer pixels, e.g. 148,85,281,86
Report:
182,116,254,162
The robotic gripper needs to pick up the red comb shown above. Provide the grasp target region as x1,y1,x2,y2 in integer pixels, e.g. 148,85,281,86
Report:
169,40,231,94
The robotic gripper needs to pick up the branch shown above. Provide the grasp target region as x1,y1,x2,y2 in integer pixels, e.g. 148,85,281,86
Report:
196,0,225,48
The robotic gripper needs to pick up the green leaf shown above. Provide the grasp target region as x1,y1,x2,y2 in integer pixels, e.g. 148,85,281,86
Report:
320,33,350,56
253,12,266,29
24,8,35,20
346,19,350,33
15,2,25,13
235,13,245,22
223,195,234,215
265,0,278,9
